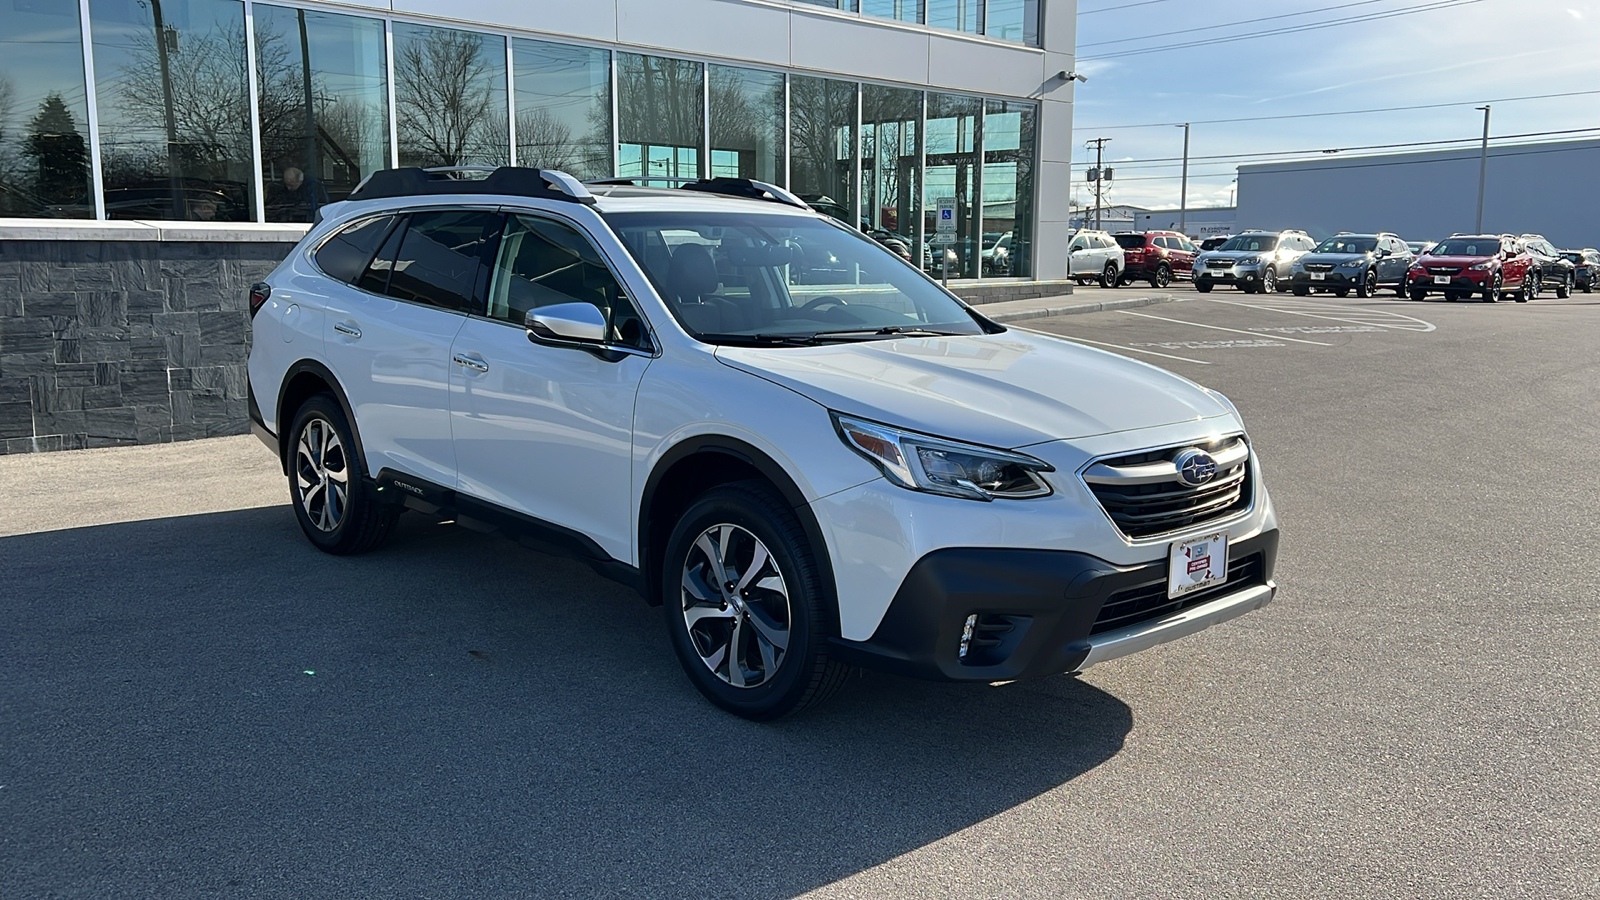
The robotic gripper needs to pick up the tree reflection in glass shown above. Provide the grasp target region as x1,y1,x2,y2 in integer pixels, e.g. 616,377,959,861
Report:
88,0,256,221
512,38,610,180
0,0,94,218
616,53,702,185
393,23,508,169
254,5,388,222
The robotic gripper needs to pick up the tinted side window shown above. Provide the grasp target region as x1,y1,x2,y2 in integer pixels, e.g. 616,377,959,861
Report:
358,220,406,296
315,215,395,284
488,214,651,350
384,209,503,313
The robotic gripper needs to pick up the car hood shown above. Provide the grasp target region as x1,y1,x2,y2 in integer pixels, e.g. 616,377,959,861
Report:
715,331,1232,449
1299,252,1373,266
1199,249,1271,262
1418,254,1493,266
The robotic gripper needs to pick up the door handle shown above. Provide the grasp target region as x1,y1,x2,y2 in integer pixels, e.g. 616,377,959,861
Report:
452,353,490,373
333,322,362,339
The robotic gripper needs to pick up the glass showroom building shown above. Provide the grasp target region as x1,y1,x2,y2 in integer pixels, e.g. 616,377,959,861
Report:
0,0,1076,282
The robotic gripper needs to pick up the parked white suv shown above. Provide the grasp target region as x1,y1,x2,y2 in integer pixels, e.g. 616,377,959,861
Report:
246,167,1280,719
1066,228,1125,287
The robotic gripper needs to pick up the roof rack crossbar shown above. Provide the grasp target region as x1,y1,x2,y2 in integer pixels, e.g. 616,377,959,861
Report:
346,166,596,205
678,177,809,210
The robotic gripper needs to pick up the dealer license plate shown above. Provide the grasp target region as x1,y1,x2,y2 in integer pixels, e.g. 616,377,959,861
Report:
1433,275,1451,284
1169,532,1228,599
1309,272,1325,281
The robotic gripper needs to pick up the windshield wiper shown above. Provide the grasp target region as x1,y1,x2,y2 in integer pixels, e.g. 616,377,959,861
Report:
807,326,968,340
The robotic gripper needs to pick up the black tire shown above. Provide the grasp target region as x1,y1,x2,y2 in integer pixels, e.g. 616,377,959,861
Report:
1261,267,1278,295
661,481,850,720
1150,263,1172,289
1395,276,1409,298
1483,275,1499,302
1292,285,1310,296
1194,281,1213,293
1409,290,1427,302
1557,274,1571,299
1527,271,1540,300
1335,289,1350,298
1582,279,1593,293
286,394,400,555
1100,262,1118,289
1356,268,1377,298
1515,277,1530,302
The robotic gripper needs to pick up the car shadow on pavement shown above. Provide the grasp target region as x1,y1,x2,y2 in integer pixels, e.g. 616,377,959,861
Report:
1,506,1132,899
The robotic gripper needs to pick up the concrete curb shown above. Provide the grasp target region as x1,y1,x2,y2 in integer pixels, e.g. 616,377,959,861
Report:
982,292,1180,323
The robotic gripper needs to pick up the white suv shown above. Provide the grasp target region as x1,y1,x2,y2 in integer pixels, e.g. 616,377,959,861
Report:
1066,228,1125,287
246,167,1280,719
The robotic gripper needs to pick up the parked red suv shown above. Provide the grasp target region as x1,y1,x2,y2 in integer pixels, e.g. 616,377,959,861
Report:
1407,234,1532,302
1113,231,1197,288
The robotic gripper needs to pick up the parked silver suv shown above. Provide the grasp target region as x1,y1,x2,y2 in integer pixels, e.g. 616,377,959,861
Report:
1193,230,1316,294
1066,228,1125,287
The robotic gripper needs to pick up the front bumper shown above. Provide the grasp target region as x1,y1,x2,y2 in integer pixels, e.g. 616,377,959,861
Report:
1196,263,1264,285
828,529,1279,682
1409,270,1489,292
1290,268,1370,288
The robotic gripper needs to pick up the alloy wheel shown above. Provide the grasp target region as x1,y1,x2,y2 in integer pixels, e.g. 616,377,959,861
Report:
295,417,349,533
1262,267,1277,293
680,523,792,689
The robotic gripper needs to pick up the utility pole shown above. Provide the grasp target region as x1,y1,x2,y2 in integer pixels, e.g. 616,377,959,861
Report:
1177,123,1190,237
1475,105,1490,233
1086,137,1110,231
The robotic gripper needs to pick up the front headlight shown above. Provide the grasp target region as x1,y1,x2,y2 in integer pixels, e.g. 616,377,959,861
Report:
1238,255,1260,266
1340,258,1366,268
833,414,1054,501
1469,262,1492,271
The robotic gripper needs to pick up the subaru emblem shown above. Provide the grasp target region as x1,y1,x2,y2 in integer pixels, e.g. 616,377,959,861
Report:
1174,448,1218,486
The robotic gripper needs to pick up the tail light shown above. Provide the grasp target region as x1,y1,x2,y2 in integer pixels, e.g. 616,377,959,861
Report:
248,282,271,318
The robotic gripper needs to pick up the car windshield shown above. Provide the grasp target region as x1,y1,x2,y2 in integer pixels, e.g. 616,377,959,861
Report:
605,211,986,345
1218,235,1277,252
1315,237,1377,254
1113,234,1146,249
1561,251,1583,262
1430,239,1499,257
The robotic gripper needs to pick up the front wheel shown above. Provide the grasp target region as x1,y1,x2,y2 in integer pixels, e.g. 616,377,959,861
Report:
1557,274,1572,299
1100,262,1118,288
1483,275,1499,302
1356,268,1377,298
286,394,399,555
1395,276,1409,298
662,481,850,720
1150,263,1172,289
1261,267,1278,294
1194,280,1213,293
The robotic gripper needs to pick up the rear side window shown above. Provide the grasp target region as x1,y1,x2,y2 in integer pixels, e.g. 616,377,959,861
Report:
380,209,503,313
314,215,395,284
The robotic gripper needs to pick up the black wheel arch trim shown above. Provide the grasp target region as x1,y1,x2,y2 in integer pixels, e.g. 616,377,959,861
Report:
273,359,365,477
639,435,839,621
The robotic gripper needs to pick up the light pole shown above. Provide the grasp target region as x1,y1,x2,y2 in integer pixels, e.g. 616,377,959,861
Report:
1176,123,1190,237
1475,105,1490,233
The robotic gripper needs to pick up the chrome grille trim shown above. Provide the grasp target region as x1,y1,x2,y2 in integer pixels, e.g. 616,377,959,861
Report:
1079,434,1254,541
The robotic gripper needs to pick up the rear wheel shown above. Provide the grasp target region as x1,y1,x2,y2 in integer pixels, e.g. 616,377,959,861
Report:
1395,275,1409,297
286,394,399,555
1582,278,1593,293
1527,271,1540,300
1515,277,1531,302
1100,262,1118,288
1150,263,1172,289
1557,274,1572,298
662,481,849,720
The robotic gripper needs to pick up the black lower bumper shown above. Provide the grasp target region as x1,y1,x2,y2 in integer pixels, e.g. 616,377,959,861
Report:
829,529,1279,682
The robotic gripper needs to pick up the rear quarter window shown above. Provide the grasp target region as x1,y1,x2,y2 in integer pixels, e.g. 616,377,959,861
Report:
314,215,395,284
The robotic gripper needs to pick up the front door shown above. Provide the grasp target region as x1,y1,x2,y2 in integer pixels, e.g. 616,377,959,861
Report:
448,211,654,562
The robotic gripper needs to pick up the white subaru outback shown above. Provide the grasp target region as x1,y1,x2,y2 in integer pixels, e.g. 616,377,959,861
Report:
246,167,1279,719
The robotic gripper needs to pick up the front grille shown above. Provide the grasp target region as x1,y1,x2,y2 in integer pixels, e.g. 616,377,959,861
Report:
1082,435,1253,540
1427,266,1462,275
1208,258,1234,268
1304,263,1334,272
1090,553,1265,636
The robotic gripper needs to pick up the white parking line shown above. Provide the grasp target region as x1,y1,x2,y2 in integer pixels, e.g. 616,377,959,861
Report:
1117,310,1333,346
1200,297,1437,332
1018,327,1211,364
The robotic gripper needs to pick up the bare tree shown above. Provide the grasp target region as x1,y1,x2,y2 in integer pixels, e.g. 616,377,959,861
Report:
394,29,502,167
114,21,253,169
515,107,580,172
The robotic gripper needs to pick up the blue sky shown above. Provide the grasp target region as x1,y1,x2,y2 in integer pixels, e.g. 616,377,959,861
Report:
1069,0,1600,210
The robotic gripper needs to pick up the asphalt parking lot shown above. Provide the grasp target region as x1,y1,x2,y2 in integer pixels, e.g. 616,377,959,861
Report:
4,287,1598,898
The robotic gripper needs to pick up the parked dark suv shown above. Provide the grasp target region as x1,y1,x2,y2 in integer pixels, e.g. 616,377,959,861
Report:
1519,234,1575,298
1289,233,1413,298
1113,230,1197,288
1193,229,1316,294
1560,248,1599,292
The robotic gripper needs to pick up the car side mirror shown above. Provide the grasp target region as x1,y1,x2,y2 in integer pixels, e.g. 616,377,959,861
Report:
526,302,607,345
1070,246,1085,253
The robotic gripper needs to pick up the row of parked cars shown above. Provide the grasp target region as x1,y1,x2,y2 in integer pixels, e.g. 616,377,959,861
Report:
1067,227,1597,302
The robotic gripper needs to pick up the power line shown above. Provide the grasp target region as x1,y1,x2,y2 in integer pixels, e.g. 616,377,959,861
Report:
1080,0,1398,48
1079,0,1181,16
1077,89,1600,130
1079,141,1600,182
1079,0,1485,61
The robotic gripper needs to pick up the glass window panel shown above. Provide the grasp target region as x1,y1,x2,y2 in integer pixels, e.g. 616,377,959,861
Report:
861,84,921,267
862,1,923,23
512,38,610,180
708,65,781,184
88,0,256,221
314,213,395,284
616,52,701,184
0,0,93,218
927,0,980,33
383,208,502,313
983,97,1035,278
984,0,1038,44
489,214,648,349
793,1,857,10
393,23,508,168
923,93,979,279
254,5,388,223
788,75,855,227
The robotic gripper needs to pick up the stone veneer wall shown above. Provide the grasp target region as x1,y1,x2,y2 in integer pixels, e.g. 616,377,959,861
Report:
0,223,304,454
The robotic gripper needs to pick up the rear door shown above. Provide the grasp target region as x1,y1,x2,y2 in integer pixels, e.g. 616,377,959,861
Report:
323,207,501,487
